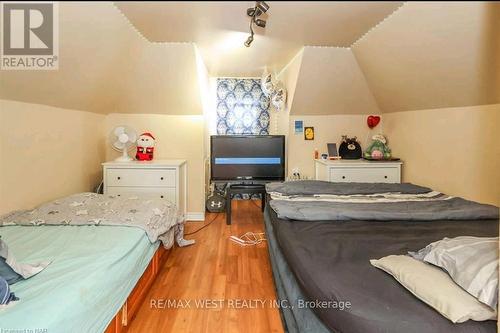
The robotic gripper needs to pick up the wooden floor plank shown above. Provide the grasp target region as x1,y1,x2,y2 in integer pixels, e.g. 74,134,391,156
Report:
128,200,284,333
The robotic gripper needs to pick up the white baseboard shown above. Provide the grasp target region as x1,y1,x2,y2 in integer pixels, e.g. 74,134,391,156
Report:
186,212,205,221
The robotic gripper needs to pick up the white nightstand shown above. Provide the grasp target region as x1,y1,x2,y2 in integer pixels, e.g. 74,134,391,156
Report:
314,159,402,183
102,159,187,217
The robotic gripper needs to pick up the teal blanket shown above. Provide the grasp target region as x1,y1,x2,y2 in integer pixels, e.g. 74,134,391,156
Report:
0,225,158,333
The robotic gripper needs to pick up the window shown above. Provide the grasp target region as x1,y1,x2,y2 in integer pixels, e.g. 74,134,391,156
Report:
216,78,270,135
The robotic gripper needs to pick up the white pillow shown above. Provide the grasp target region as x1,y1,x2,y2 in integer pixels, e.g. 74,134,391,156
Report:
409,236,498,309
370,255,497,323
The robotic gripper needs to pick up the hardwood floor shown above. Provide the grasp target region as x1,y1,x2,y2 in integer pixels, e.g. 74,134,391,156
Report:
128,200,284,333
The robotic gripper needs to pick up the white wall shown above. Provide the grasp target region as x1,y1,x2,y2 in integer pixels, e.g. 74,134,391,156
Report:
104,113,205,215
286,115,376,179
384,104,500,205
0,100,106,215
0,102,206,217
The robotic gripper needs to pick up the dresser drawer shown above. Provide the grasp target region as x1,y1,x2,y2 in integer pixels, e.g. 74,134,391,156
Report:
106,186,177,204
329,167,399,183
106,168,176,187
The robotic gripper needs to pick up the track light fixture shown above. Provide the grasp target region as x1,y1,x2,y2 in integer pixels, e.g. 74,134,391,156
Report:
244,35,254,47
255,19,266,28
245,1,269,47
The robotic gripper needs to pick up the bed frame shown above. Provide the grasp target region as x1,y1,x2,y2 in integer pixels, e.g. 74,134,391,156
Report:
104,246,169,333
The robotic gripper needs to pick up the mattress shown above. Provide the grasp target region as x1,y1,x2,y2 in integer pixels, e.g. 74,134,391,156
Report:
266,201,498,333
0,225,158,333
264,207,330,333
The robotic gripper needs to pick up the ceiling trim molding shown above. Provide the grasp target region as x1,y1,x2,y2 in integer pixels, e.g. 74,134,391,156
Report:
113,2,408,54
112,2,194,45
302,45,351,50
350,2,407,48
112,2,149,42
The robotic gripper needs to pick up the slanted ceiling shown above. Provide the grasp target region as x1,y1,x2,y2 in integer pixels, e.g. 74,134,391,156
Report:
287,47,380,115
351,1,500,113
283,2,500,115
0,2,204,115
115,1,403,77
1,2,498,116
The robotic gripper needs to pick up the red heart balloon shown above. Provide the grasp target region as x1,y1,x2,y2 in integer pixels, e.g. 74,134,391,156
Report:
367,115,381,129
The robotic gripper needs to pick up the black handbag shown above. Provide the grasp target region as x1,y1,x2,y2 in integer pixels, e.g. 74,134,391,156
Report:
338,136,362,159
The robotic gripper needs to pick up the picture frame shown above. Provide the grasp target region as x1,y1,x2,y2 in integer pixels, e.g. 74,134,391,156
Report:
304,127,314,140
294,120,303,134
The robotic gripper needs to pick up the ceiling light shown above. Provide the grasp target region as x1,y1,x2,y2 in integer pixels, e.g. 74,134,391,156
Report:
256,1,269,14
244,35,254,47
255,19,266,28
244,1,269,47
246,2,269,17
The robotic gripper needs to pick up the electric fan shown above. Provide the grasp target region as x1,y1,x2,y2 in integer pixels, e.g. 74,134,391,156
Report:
109,126,138,162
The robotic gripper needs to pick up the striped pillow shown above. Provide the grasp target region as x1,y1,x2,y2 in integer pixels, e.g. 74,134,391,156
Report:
409,236,498,309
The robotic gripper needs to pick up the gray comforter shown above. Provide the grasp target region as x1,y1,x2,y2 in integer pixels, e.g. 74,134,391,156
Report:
0,193,183,248
266,180,433,196
270,198,499,221
268,181,499,221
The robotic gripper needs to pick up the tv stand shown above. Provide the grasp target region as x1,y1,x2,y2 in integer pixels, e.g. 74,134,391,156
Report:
226,183,266,225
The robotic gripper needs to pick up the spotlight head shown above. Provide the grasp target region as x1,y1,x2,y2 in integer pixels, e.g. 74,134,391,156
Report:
256,1,269,14
248,1,269,17
244,35,254,47
255,18,266,28
246,7,256,17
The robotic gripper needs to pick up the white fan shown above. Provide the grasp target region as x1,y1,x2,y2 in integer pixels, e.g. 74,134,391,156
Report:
109,126,138,162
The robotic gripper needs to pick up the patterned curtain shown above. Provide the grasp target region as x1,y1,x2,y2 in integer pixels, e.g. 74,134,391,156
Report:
216,78,270,135
215,78,270,200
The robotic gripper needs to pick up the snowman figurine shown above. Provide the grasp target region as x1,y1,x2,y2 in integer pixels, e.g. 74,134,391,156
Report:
135,132,155,161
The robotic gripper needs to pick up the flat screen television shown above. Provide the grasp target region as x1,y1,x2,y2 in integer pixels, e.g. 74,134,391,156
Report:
210,135,285,181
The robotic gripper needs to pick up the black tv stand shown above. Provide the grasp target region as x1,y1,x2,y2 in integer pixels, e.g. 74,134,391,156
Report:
226,183,266,225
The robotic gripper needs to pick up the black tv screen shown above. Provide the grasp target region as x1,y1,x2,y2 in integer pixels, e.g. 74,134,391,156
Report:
211,135,285,181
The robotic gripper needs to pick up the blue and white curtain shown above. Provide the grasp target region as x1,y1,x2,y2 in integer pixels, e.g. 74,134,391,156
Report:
216,78,270,135
215,78,270,200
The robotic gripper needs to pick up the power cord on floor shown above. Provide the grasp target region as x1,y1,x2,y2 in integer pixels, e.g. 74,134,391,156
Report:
229,232,267,246
184,213,220,236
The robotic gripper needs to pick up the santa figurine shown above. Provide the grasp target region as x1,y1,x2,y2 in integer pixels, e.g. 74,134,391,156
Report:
135,132,155,161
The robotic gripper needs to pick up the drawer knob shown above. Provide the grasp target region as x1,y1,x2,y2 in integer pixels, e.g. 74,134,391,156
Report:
117,194,121,197
384,176,388,179
160,195,164,199
160,177,164,180
342,176,346,179
117,177,121,180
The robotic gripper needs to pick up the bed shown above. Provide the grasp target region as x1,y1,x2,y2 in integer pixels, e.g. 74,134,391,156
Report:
0,193,182,333
0,225,164,333
264,181,499,333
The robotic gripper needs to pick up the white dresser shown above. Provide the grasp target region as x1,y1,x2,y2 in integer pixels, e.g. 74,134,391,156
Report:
314,159,402,183
102,159,187,216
